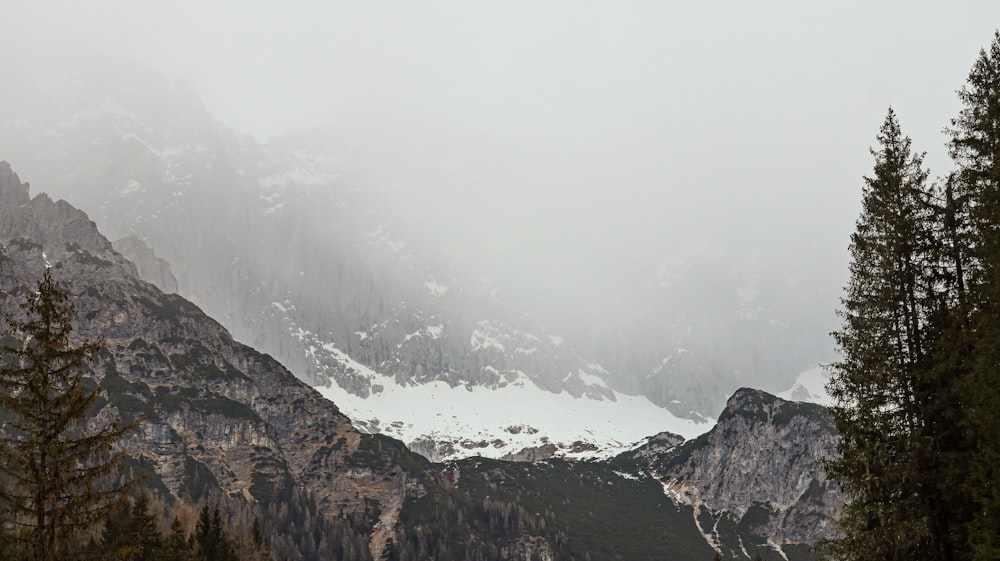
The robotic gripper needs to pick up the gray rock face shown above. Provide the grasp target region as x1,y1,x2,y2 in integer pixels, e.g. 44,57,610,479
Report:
0,53,838,430
628,388,841,547
629,430,685,459
499,443,560,463
112,235,179,293
0,161,426,560
499,534,554,561
0,161,842,560
0,60,618,401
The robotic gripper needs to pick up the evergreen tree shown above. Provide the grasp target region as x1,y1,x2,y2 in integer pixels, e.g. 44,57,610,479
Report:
99,494,164,561
162,516,193,561
194,506,216,561
948,29,1000,561
825,109,941,561
250,516,263,549
194,504,237,561
828,30,1000,561
0,269,133,561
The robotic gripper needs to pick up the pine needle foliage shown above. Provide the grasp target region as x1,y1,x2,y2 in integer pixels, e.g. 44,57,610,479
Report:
0,269,133,561
948,30,1000,561
825,108,943,561
827,30,1000,561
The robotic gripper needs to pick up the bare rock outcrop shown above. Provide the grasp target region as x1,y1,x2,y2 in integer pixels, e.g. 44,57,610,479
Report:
113,235,179,293
0,161,430,560
627,387,841,547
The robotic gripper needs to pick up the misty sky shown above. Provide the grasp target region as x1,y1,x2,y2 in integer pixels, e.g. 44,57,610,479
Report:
3,1,1000,336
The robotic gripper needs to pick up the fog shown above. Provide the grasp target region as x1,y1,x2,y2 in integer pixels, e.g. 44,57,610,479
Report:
3,1,1000,400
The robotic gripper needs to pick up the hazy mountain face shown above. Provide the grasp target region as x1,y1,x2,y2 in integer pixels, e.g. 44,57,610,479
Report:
0,51,840,427
4,1,1000,432
0,155,841,561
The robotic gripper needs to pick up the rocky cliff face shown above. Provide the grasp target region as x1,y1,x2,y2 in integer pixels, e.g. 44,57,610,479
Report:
0,55,712,461
0,161,429,560
0,62,619,403
622,387,841,553
0,52,840,438
112,235,179,293
0,161,841,560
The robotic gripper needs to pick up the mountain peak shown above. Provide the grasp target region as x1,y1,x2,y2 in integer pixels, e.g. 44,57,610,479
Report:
724,386,782,412
0,160,29,205
627,386,840,548
0,160,424,561
0,165,138,285
728,386,776,402
719,386,832,430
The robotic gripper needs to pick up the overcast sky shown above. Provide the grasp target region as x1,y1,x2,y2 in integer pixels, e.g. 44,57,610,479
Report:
3,1,1000,333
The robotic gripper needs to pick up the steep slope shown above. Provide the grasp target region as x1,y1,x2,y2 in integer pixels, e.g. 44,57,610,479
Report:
0,161,428,560
617,388,841,559
392,457,717,561
0,52,714,459
581,246,842,418
1,160,838,561
112,235,179,293
391,389,842,561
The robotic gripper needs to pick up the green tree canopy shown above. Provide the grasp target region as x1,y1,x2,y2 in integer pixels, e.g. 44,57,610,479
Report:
948,30,1000,561
826,107,942,561
828,29,1000,561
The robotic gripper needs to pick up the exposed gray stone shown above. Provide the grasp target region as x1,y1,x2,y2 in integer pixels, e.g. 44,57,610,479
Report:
0,162,426,559
631,388,841,545
113,235,179,293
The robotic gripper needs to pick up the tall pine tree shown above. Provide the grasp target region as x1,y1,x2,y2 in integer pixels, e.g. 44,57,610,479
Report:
97,493,164,561
825,108,941,561
194,504,237,561
0,269,133,561
828,30,1000,561
948,30,1000,561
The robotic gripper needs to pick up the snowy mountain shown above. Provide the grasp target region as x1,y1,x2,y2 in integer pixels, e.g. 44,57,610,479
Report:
311,342,707,461
0,51,836,460
777,367,833,406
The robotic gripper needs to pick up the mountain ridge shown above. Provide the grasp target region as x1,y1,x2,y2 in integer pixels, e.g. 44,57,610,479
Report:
1,158,841,560
0,51,838,453
0,160,427,560
0,54,720,460
617,387,841,553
